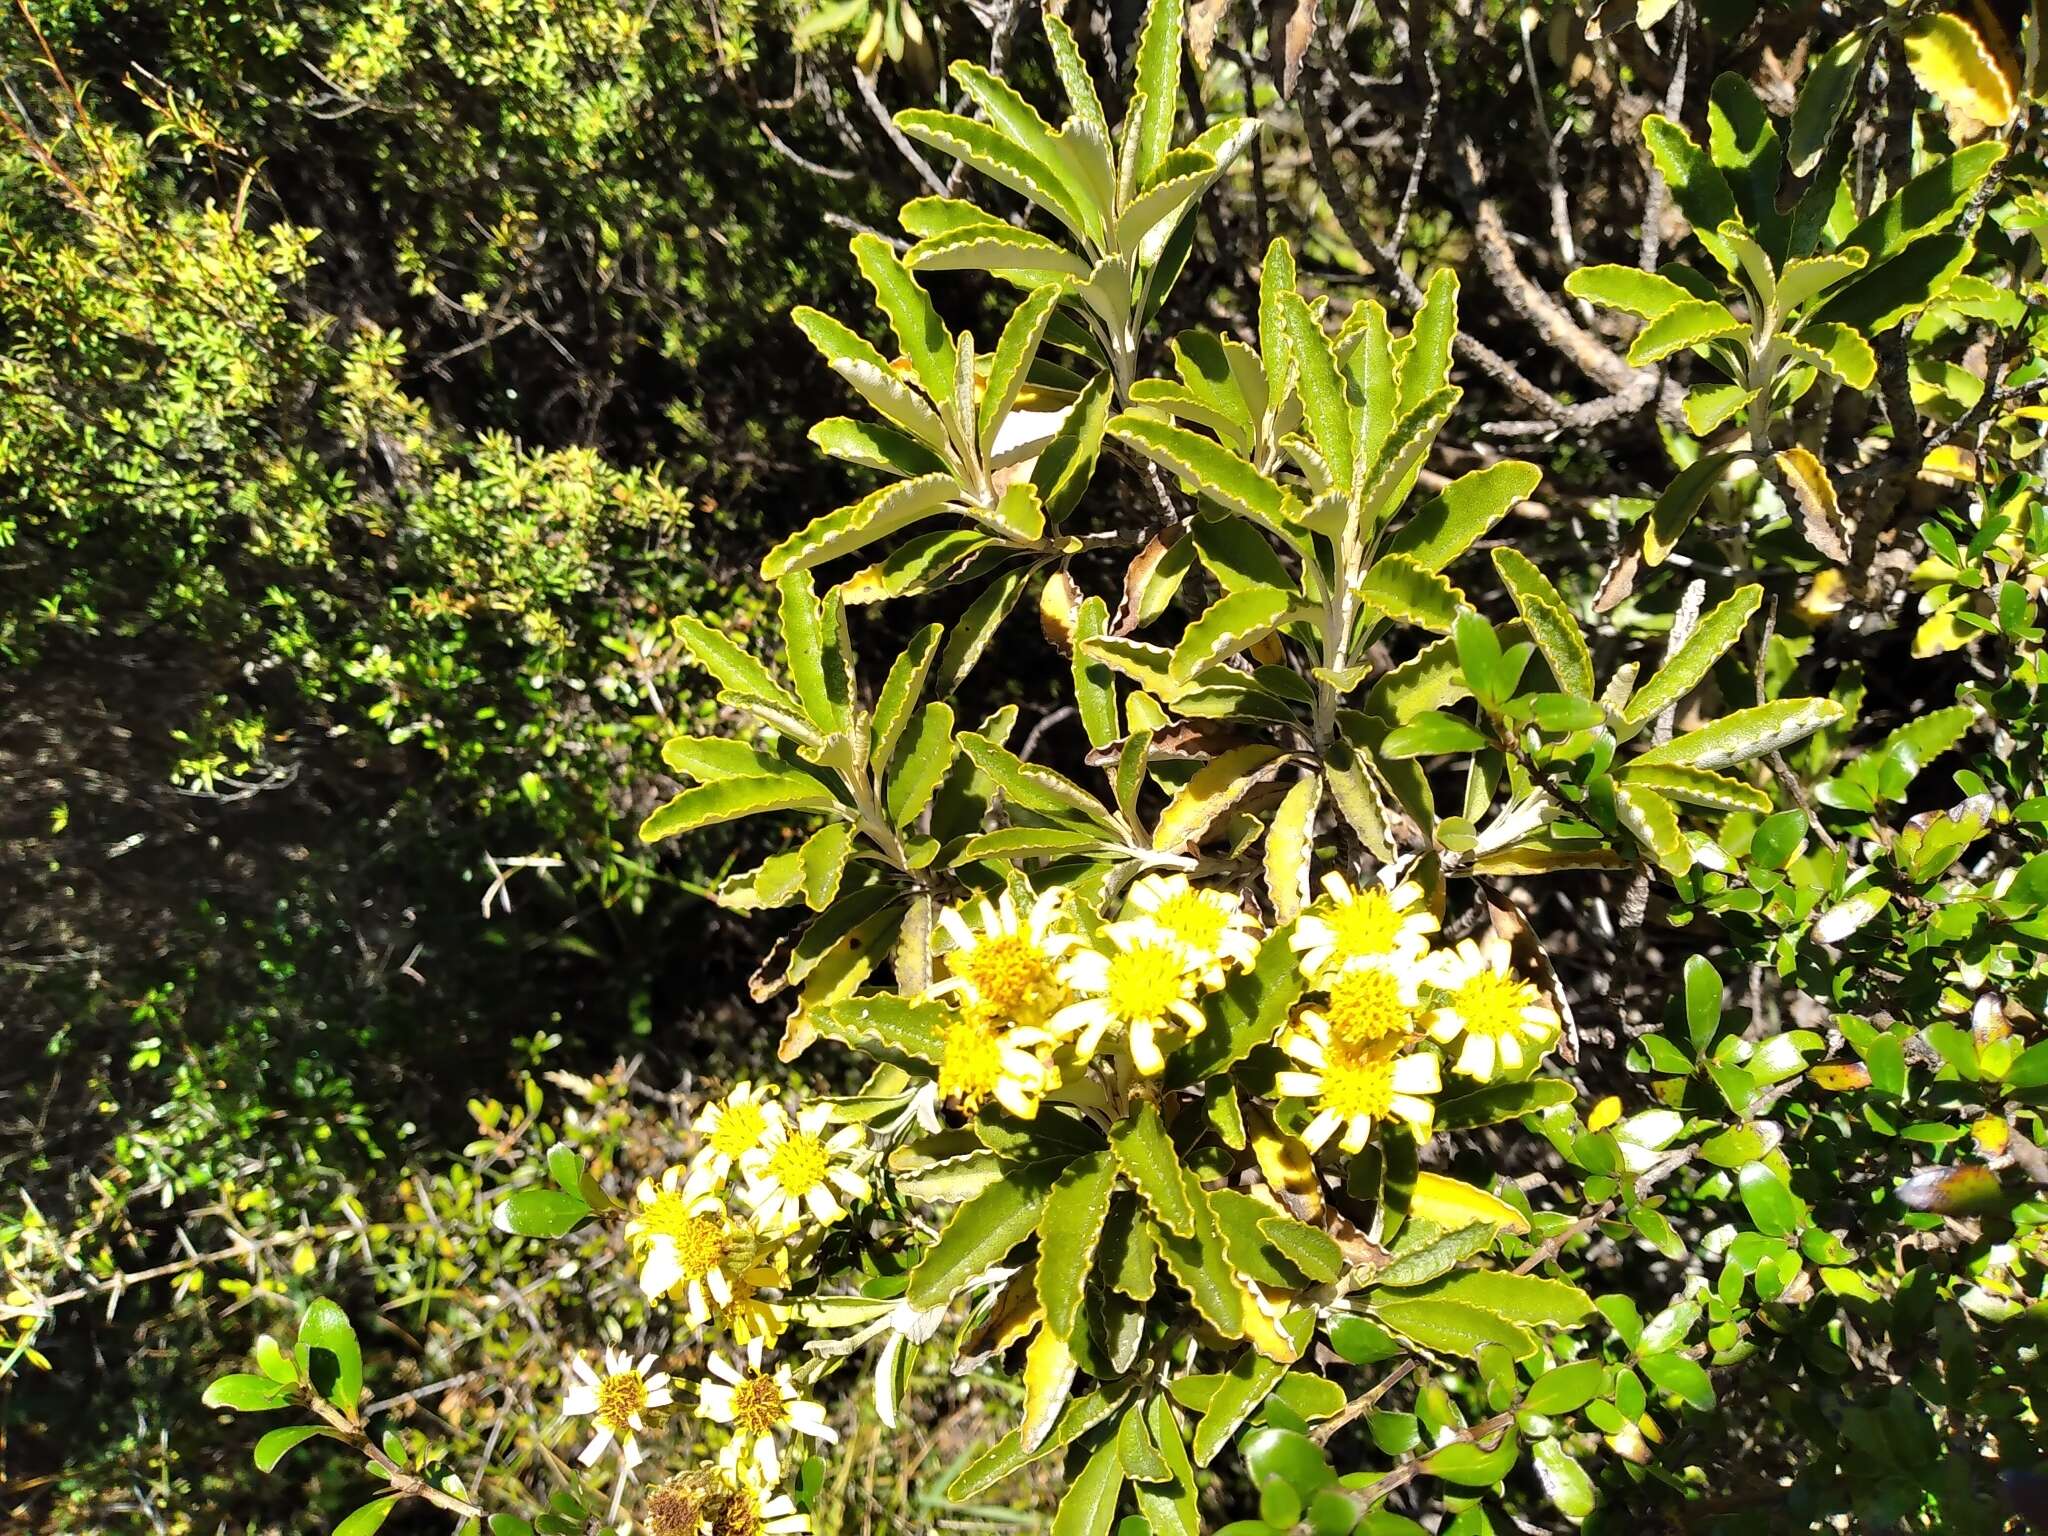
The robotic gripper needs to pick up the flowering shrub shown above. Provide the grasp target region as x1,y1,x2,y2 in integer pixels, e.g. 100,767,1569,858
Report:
184,0,2048,1531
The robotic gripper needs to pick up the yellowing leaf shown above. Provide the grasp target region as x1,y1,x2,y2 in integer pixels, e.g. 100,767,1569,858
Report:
1021,1325,1079,1453
1809,1062,1871,1091
1152,746,1287,852
1409,1171,1528,1234
1774,447,1849,564
1903,13,2016,135
1587,1095,1622,1133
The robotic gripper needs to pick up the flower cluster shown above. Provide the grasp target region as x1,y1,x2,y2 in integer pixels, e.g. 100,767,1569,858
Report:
563,1079,875,1526
923,869,1563,1159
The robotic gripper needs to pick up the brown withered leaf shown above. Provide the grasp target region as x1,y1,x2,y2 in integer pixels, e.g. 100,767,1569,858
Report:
1114,530,1191,634
1189,0,1231,69
1040,568,1082,655
1593,541,1642,614
1085,719,1256,767
1273,0,1317,98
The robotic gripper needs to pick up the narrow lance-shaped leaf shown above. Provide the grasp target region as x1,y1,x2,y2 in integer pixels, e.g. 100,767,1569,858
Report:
1109,1102,1197,1236
907,1162,1063,1308
1037,1152,1116,1340
1627,298,1746,366
896,110,1095,243
1616,782,1692,876
1562,263,1696,320
641,776,839,844
1788,30,1871,175
1110,415,1298,528
1171,586,1292,681
1357,555,1463,634
1152,746,1286,852
763,473,963,581
1633,697,1846,770
1624,584,1763,727
871,623,943,768
908,224,1094,281
853,234,958,407
1281,291,1355,490
1396,267,1459,414
1125,0,1187,190
1641,115,1741,272
1384,461,1541,575
980,285,1067,453
1072,594,1120,749
1490,548,1593,698
1640,448,1753,570
886,701,958,826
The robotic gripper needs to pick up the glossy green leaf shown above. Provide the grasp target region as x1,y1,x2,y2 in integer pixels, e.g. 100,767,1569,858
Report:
1039,1152,1116,1340
1625,585,1762,726
1633,697,1844,770
810,992,949,1067
1491,548,1592,698
907,1162,1062,1308
1375,1297,1538,1361
202,1373,294,1413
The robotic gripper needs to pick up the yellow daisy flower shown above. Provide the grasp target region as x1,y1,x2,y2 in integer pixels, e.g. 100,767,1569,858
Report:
1289,870,1437,980
692,1082,785,1183
1275,1026,1441,1153
1300,961,1423,1054
563,1347,673,1470
699,1341,839,1485
937,1008,1053,1119
709,1258,789,1350
740,1103,870,1230
1423,934,1563,1081
1052,921,1207,1076
1122,874,1261,986
626,1168,752,1323
929,889,1077,1030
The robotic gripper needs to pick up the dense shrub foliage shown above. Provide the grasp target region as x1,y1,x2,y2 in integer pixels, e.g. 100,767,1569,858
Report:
9,0,2048,1533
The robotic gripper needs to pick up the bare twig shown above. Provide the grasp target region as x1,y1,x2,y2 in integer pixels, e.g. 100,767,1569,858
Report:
853,68,948,197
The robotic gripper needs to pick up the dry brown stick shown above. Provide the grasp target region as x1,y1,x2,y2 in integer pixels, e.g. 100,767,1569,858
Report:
853,67,947,198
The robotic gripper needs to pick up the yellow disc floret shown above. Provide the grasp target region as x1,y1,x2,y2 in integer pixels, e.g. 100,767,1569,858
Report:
1101,939,1192,1024
596,1370,651,1436
1319,965,1416,1050
708,1100,768,1163
954,933,1056,1020
728,1372,791,1439
938,1014,1007,1105
1316,1046,1401,1122
764,1132,829,1199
